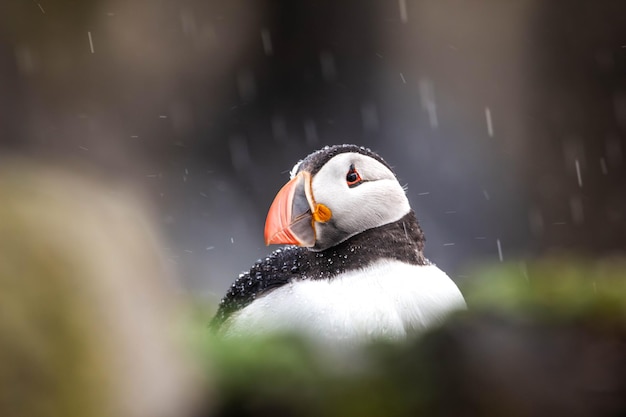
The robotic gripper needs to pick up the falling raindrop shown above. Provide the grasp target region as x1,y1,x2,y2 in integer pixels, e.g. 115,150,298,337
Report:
398,0,408,23
575,159,583,187
419,78,438,129
261,28,273,55
496,239,503,262
485,107,494,137
600,157,608,175
87,31,95,54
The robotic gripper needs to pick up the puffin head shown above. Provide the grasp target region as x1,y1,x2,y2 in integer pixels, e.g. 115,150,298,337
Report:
264,145,411,251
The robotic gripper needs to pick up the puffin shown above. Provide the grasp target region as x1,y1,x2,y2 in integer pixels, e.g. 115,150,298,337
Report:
211,144,466,342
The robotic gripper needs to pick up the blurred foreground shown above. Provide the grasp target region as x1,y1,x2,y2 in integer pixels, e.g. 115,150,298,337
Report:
0,160,204,417
1,162,625,417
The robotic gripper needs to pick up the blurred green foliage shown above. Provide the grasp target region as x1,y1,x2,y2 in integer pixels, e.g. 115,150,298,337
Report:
191,258,626,417
464,258,626,324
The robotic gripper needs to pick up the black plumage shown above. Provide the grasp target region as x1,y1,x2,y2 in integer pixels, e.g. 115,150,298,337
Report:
211,211,426,330
294,144,391,176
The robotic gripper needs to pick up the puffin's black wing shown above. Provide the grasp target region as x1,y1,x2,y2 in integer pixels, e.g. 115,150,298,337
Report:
210,212,429,331
210,246,308,331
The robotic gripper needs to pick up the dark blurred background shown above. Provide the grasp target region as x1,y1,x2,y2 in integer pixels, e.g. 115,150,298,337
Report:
1,0,625,303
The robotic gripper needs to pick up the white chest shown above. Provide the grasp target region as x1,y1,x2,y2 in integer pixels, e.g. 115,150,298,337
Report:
224,260,466,343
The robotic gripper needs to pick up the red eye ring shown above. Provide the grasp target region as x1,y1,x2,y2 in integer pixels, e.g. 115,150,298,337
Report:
346,164,362,187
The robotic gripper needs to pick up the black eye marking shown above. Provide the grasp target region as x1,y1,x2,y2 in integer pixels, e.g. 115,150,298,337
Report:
346,164,363,188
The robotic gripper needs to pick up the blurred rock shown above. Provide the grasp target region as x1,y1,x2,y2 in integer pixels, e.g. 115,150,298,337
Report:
0,159,205,417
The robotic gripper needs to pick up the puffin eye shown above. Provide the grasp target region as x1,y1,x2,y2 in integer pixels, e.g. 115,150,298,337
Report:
346,164,363,188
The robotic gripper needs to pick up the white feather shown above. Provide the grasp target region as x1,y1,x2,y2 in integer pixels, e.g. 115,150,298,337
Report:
224,259,466,343
310,152,411,248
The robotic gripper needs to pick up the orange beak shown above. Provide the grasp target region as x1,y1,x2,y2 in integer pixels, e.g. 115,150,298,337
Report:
264,171,332,247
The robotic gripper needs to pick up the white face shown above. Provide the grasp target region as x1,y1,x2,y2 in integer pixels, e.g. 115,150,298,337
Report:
307,152,411,250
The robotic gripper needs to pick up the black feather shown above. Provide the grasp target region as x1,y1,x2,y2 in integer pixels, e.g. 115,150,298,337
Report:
210,211,427,331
